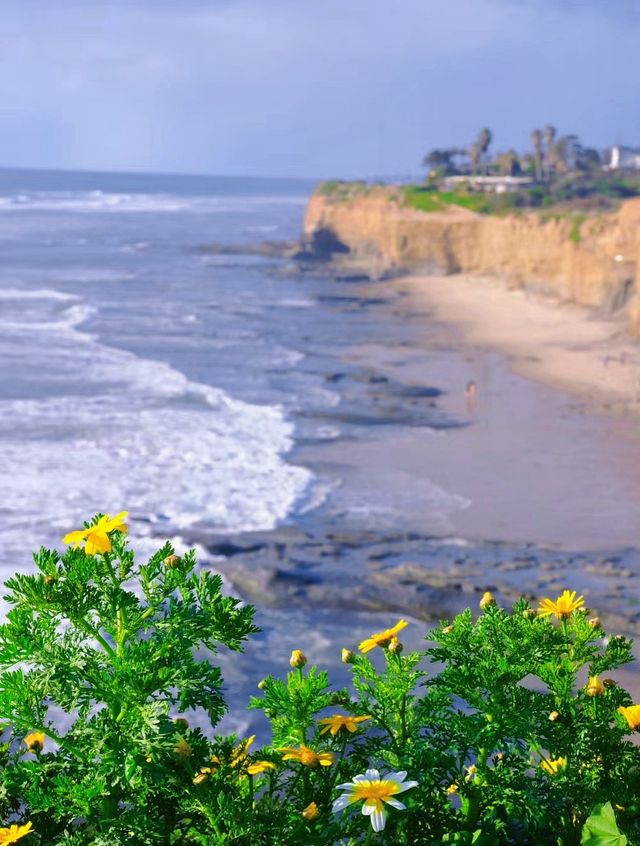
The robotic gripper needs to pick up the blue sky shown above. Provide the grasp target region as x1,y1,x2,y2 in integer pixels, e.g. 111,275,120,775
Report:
0,0,638,178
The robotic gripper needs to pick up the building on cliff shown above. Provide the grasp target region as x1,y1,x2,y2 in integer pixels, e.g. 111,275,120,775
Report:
605,145,640,171
441,175,536,193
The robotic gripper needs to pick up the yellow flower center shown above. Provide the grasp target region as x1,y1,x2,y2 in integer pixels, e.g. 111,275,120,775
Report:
300,748,320,767
352,780,400,806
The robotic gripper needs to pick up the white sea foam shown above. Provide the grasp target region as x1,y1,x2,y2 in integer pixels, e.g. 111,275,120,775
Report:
0,287,313,572
0,191,307,215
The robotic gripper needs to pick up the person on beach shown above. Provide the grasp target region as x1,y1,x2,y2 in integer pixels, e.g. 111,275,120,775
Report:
465,380,477,411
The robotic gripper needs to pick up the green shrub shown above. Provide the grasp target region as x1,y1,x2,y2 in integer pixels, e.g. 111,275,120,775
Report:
0,518,639,844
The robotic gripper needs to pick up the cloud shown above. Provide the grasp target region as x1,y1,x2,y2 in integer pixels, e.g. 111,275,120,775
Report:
0,0,638,176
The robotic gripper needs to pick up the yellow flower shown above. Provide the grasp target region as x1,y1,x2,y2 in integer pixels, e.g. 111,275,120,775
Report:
538,590,584,620
333,768,417,833
230,735,255,767
341,648,355,664
480,591,496,610
63,512,128,556
548,711,560,722
318,714,371,736
359,619,408,653
23,733,44,754
247,760,276,776
193,766,215,785
290,650,307,669
585,676,605,697
280,745,334,768
0,822,33,844
302,801,319,821
465,764,477,781
618,704,640,730
540,757,566,775
446,783,458,794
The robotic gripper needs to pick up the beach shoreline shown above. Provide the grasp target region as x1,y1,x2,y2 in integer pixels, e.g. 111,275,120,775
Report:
395,271,640,420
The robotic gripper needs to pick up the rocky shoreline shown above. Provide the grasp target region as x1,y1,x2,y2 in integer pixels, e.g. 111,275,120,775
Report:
184,524,640,639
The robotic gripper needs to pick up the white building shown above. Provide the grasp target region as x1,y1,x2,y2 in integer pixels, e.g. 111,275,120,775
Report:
441,175,536,194
605,145,640,170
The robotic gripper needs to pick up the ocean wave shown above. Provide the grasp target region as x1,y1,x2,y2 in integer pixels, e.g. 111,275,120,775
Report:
0,190,307,215
0,287,313,570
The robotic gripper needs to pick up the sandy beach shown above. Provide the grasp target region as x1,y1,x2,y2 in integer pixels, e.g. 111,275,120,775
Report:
397,272,640,418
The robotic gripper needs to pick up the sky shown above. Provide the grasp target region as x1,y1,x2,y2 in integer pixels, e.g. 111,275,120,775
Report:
0,0,639,179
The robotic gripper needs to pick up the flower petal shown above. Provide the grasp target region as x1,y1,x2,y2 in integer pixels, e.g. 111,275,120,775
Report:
364,768,380,781
336,782,357,791
395,780,418,793
84,531,112,555
332,795,352,812
62,529,88,546
385,770,407,783
385,798,406,810
370,808,388,832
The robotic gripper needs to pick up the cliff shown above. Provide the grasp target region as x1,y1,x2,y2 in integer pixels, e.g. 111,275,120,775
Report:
303,186,640,336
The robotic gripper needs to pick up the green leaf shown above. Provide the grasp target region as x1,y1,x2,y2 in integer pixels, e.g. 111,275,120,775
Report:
581,802,627,846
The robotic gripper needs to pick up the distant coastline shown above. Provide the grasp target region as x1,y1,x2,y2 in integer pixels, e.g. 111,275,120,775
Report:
300,183,640,417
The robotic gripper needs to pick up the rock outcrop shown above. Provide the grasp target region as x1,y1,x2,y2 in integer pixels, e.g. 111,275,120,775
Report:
303,186,640,336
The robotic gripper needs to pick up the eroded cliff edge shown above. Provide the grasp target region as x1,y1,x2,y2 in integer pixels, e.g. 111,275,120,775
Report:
302,186,640,336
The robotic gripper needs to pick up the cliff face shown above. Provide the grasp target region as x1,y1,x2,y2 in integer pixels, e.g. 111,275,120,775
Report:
303,187,640,335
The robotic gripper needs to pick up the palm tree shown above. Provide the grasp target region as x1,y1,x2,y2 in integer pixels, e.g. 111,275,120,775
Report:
497,150,521,176
478,128,493,173
543,125,557,177
547,135,580,174
530,129,543,181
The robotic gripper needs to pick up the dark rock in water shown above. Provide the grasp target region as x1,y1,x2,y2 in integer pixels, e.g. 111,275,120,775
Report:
198,240,299,258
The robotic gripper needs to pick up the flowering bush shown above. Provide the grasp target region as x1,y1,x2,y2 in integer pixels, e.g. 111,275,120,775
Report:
0,516,638,844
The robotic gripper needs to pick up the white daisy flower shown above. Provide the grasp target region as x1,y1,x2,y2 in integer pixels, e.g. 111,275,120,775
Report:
332,767,418,832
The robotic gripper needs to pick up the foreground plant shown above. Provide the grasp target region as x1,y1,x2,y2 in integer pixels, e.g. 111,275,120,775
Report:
0,513,258,844
0,517,639,845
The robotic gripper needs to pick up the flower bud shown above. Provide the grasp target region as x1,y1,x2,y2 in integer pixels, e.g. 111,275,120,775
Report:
24,732,45,754
548,711,560,721
480,591,496,611
388,637,403,654
290,649,307,669
341,648,355,664
465,764,477,781
588,617,601,629
257,679,267,690
173,717,189,730
302,801,319,821
446,783,458,794
441,625,454,635
603,678,618,689
522,608,536,619
43,575,56,585
586,675,605,697
173,738,192,762
163,554,181,568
